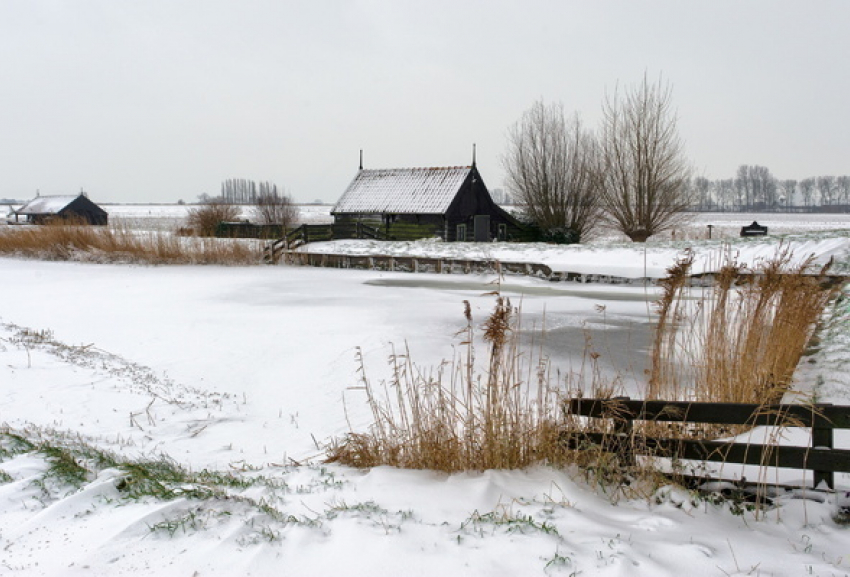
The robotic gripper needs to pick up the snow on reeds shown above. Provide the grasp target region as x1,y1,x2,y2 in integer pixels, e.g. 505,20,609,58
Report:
0,223,261,265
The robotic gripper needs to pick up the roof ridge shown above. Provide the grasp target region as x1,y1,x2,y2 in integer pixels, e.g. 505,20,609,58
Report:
361,165,472,171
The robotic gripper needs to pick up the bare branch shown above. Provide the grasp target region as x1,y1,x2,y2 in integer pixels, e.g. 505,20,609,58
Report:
253,189,299,232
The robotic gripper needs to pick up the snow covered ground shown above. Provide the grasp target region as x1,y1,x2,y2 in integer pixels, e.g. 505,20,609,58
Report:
102,203,334,231
305,233,850,279
2,220,850,576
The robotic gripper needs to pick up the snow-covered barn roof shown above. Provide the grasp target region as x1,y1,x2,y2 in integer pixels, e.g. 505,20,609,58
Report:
15,195,82,216
332,166,473,215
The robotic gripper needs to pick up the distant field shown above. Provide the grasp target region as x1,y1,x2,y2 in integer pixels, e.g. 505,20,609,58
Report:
682,212,850,239
103,203,335,230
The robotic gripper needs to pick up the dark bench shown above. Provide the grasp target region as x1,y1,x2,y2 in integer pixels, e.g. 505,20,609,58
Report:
740,221,768,237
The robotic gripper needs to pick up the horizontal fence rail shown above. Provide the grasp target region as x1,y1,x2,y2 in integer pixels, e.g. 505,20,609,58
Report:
564,397,850,490
282,252,555,278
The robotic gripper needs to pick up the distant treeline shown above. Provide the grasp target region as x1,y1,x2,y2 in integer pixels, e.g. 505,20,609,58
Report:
690,165,850,211
208,179,284,204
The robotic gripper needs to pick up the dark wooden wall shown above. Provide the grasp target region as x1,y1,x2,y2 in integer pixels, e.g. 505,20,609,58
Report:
60,196,109,225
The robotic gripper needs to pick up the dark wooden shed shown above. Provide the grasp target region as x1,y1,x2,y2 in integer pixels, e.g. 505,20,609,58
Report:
331,163,526,242
14,194,108,226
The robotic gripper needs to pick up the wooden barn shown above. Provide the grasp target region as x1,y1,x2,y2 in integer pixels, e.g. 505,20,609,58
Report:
331,162,526,242
13,193,108,226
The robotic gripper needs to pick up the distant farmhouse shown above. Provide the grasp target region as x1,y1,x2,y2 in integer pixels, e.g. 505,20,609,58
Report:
332,161,525,242
13,193,108,225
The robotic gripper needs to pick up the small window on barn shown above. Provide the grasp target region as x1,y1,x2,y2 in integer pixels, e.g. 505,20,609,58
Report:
498,224,507,241
456,223,467,242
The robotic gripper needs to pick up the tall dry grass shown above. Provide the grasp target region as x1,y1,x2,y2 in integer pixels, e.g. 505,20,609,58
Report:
648,246,840,405
0,223,261,265
328,297,585,472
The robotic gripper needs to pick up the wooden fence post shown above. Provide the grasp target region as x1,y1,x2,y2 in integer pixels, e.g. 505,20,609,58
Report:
812,403,834,489
609,396,635,468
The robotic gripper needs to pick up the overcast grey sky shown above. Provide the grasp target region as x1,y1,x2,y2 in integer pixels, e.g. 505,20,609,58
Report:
2,1,848,204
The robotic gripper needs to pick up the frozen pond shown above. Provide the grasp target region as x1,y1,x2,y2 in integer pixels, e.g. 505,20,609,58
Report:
366,275,659,393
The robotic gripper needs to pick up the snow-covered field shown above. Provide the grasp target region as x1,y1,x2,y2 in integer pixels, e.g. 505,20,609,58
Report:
2,217,850,576
102,203,335,231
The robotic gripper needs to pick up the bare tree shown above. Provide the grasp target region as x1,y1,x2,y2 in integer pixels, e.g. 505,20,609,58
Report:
735,165,753,209
716,179,736,210
598,75,693,241
799,178,816,207
253,189,299,232
837,176,850,205
753,165,777,207
734,165,775,208
779,179,797,208
502,101,603,243
692,176,712,210
817,176,837,206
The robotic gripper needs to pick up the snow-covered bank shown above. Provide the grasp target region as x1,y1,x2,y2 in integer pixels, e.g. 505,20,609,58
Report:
306,233,850,279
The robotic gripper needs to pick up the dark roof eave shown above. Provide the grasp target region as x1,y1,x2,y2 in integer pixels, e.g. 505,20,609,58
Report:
332,210,446,216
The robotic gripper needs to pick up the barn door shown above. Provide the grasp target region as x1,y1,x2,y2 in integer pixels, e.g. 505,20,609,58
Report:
473,215,490,242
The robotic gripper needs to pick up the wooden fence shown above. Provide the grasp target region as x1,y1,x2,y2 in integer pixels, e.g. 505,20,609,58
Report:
279,251,555,277
263,223,388,263
563,397,850,490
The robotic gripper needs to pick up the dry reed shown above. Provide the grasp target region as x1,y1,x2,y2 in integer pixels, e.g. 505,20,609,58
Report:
328,297,573,472
648,245,839,405
0,224,261,265
625,246,842,501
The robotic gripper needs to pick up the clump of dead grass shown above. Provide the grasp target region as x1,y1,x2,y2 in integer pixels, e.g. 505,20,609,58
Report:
649,245,840,405
0,223,261,265
328,297,579,472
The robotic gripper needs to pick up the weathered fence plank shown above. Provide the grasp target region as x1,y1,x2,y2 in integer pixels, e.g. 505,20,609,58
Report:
564,397,850,489
565,431,850,473
566,398,850,429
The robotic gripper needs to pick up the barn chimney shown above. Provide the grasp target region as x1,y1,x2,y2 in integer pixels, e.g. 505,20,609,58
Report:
359,149,363,170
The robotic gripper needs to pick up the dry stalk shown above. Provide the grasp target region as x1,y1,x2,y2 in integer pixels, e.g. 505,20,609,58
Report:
649,246,838,410
328,297,573,472
0,223,261,265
